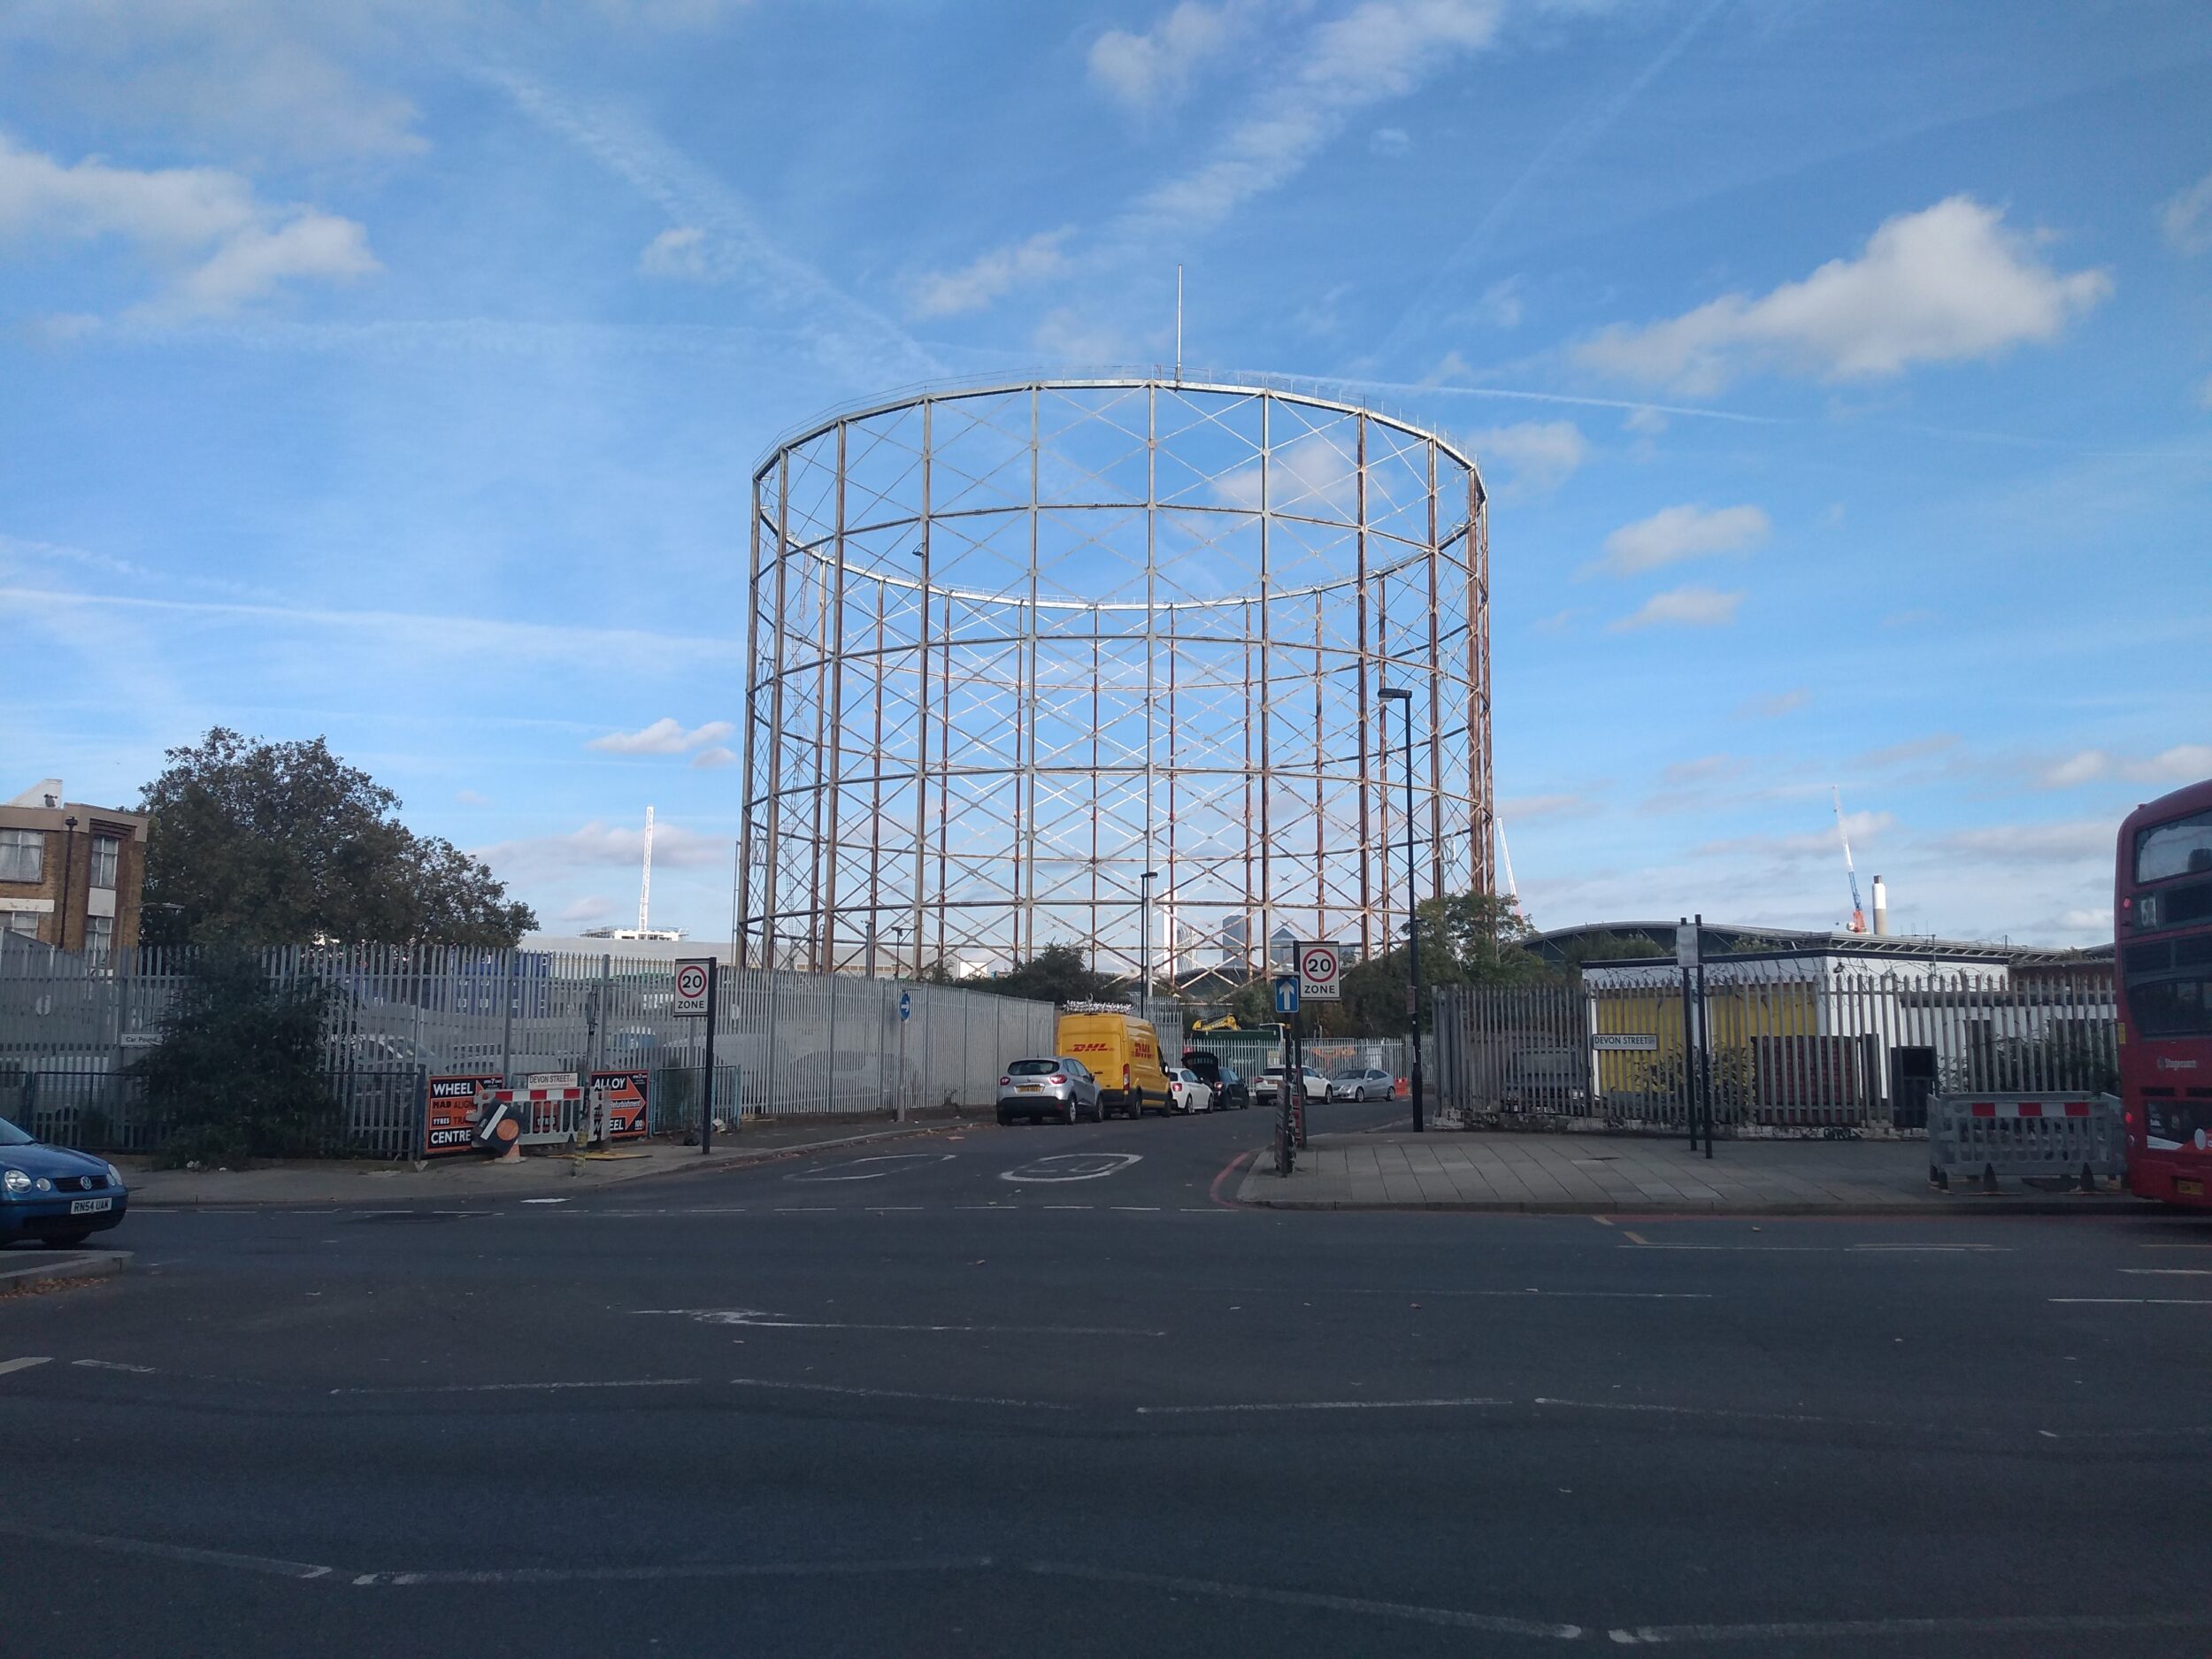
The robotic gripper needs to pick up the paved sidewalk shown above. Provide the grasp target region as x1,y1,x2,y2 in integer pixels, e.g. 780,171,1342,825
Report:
117,1115,990,1208
1236,1127,2141,1214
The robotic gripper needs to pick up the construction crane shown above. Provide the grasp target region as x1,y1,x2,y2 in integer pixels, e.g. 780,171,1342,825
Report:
1832,786,1867,934
1495,814,1521,916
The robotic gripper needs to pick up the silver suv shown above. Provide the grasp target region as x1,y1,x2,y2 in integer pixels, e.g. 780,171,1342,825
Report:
996,1057,1104,1125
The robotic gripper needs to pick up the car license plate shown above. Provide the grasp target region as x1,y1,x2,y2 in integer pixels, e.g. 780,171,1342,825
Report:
1017,1084,1041,1093
2177,1179,2205,1198
70,1196,113,1215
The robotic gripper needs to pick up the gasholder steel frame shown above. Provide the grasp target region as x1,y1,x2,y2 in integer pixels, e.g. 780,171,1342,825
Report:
737,375,1490,984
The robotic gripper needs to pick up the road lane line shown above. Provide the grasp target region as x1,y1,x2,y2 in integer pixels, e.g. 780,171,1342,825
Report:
72,1359,157,1373
639,1308,1164,1336
729,1378,1073,1410
2049,1297,2212,1306
0,1518,335,1580
331,1379,703,1396
1605,1609,2212,1645
1137,1397,1510,1416
0,1356,53,1377
1025,1563,1581,1640
2120,1268,2212,1276
380,1555,998,1586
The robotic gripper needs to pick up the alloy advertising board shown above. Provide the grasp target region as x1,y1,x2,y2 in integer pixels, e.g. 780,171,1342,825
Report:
424,1073,500,1158
590,1070,651,1141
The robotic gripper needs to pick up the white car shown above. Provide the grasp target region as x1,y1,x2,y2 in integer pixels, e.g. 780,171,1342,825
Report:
1254,1065,1330,1106
1167,1068,1214,1114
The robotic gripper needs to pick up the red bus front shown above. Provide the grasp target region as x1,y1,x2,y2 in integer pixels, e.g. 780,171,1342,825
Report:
2116,778,2212,1209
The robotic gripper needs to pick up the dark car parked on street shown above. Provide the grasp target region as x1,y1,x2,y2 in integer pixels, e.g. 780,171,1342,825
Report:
1179,1049,1251,1110
0,1115,128,1248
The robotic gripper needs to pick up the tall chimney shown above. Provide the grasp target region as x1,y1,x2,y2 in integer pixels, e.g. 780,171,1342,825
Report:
1871,874,1889,937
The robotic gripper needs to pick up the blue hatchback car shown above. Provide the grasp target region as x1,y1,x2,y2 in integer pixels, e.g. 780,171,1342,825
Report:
0,1114,128,1248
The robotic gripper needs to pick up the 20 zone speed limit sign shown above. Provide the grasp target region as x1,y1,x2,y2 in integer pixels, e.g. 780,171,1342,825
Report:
672,959,713,1018
1296,942,1342,1002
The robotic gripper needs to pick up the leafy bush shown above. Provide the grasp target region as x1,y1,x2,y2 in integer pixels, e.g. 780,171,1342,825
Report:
127,948,340,1165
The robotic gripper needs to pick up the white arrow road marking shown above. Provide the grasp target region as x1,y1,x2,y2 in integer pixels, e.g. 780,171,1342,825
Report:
787,1154,956,1184
1001,1152,1142,1183
0,1356,53,1378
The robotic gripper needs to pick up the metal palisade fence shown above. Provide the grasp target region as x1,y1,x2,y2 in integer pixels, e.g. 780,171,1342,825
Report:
0,941,1056,1157
1434,964,2117,1135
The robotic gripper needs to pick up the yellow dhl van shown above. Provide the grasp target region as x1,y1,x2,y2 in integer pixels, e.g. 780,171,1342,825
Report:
1055,1010,1173,1118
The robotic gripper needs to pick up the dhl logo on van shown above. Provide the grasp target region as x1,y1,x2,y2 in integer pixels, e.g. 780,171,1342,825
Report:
1070,1041,1110,1053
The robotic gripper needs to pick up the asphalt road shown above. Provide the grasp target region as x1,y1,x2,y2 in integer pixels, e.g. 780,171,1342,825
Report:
6,1102,2212,1658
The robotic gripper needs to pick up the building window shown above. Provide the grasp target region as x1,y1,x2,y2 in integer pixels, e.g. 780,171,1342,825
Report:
84,913,114,960
0,828,42,883
3,910,39,937
90,834,120,891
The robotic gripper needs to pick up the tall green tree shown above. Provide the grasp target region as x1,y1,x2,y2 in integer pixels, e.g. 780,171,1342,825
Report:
974,942,1112,1005
139,728,536,947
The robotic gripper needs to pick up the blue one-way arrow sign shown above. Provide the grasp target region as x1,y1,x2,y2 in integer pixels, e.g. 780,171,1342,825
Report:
1272,976,1300,1015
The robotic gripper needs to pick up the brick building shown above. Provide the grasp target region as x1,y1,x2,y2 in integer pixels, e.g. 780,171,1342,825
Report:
0,780,150,959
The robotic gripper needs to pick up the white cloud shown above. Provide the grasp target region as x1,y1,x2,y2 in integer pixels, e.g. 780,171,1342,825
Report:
1121,0,1503,234
456,789,490,806
0,134,376,319
690,745,736,769
1089,0,1249,108
1,2,430,161
2036,745,2212,789
1698,810,1893,863
588,718,735,756
1854,734,1958,769
2162,170,2212,256
909,229,1072,319
1214,432,1357,515
476,818,726,882
1622,405,1666,436
1466,419,1586,498
1737,687,1808,719
1370,126,1411,157
1608,586,1743,632
639,225,710,280
1032,305,1125,365
1576,196,2111,394
1594,503,1770,577
1499,792,1597,822
1661,753,1744,787
558,895,613,923
1933,822,2110,864
1474,276,1521,328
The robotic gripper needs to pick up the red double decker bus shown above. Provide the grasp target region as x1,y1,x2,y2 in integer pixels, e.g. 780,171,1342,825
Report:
2116,777,2212,1209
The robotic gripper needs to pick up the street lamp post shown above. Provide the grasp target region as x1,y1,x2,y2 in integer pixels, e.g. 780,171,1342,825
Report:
1378,688,1424,1133
1138,871,1159,1026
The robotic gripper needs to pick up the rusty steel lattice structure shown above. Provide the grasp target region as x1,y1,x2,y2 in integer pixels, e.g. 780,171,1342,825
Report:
737,376,1491,983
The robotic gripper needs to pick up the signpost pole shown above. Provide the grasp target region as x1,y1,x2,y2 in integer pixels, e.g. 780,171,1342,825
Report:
1694,911,1712,1160
701,960,718,1156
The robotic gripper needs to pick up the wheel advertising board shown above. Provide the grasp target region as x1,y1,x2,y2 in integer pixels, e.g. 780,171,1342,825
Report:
423,1073,501,1158
589,1069,651,1141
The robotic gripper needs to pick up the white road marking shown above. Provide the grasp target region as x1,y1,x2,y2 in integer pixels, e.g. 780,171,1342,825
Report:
2120,1268,2212,1276
73,1359,157,1374
1605,1610,2212,1645
2050,1297,2212,1306
1137,1397,1510,1416
1294,1287,1713,1301
786,1153,956,1184
0,1356,52,1377
1533,1396,1854,1429
638,1307,1164,1336
0,1518,334,1580
519,1198,568,1205
375,1555,997,1586
729,1378,1072,1410
1847,1243,2008,1253
1111,1205,1163,1212
331,1379,702,1396
1025,1563,1581,1640
1001,1152,1143,1183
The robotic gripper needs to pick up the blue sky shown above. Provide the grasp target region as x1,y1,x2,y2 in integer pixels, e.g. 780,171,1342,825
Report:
4,0,2208,949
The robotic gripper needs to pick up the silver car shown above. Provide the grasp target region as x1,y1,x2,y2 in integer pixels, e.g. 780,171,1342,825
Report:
1329,1066,1397,1102
996,1057,1104,1125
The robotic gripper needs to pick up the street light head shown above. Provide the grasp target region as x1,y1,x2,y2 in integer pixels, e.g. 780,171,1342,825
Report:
1141,870,1159,880
1378,686,1411,703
